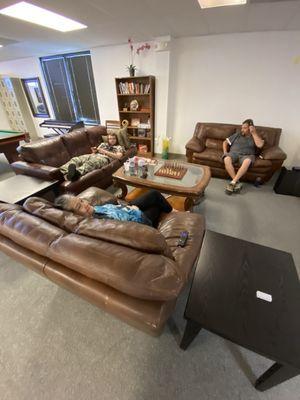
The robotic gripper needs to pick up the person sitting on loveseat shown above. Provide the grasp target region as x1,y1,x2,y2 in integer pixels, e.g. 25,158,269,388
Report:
223,119,265,194
60,132,125,181
54,189,175,228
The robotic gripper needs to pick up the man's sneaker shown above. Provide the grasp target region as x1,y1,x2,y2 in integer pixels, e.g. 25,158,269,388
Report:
67,163,81,181
233,182,243,193
225,182,235,195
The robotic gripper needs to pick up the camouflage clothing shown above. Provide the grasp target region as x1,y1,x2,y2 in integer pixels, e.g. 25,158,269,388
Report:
60,154,109,177
97,143,124,161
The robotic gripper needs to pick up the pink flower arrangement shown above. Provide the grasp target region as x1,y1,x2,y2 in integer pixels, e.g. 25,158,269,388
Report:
127,38,151,75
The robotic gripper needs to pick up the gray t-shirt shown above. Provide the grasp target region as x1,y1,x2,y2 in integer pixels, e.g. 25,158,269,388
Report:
227,131,255,155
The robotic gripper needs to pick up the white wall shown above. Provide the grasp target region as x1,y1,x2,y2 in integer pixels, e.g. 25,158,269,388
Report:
168,32,300,166
0,31,299,165
0,57,54,138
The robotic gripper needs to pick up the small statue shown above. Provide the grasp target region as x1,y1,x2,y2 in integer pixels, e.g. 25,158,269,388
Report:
130,99,139,111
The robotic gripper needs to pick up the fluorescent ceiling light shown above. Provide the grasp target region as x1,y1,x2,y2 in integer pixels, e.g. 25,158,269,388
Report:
0,45,3,48
198,0,247,8
0,2,87,32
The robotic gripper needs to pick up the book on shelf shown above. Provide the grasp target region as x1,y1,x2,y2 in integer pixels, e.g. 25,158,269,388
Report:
138,122,151,129
118,82,151,95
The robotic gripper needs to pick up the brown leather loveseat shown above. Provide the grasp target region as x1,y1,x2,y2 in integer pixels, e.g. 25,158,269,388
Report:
186,122,287,182
0,187,205,336
11,126,136,194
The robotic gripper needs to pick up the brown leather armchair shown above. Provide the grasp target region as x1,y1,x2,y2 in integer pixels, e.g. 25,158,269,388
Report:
11,126,136,194
186,122,287,182
0,187,205,336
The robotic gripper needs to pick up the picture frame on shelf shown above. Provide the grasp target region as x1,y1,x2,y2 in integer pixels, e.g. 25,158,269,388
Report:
130,99,139,111
21,77,50,118
131,117,140,127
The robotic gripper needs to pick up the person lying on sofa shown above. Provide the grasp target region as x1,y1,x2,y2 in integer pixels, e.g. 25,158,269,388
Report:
60,133,125,181
54,189,175,228
222,119,264,194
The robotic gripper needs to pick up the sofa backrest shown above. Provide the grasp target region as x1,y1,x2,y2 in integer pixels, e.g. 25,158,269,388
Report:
61,129,92,158
194,122,282,151
86,125,107,147
18,125,108,167
19,136,71,167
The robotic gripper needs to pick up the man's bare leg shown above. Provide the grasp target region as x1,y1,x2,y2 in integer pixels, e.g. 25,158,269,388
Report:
224,156,236,180
232,158,252,183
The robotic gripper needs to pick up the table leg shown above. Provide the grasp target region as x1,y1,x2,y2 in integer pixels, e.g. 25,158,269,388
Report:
114,181,128,199
179,319,202,350
255,362,299,391
184,197,194,211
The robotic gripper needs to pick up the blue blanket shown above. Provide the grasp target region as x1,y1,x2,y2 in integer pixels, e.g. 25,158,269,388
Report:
93,204,152,226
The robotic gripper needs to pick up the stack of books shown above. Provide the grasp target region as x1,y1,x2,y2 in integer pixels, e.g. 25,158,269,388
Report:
118,82,151,95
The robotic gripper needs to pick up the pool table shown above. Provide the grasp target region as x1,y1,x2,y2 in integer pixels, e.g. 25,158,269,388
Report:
0,130,30,163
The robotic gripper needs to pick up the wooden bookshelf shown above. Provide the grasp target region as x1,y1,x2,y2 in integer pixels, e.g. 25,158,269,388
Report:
115,75,155,157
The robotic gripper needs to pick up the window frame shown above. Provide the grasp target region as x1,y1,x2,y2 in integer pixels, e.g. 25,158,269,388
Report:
40,51,100,125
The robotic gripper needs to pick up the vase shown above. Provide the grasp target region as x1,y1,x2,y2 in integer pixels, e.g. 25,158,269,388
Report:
162,137,170,159
129,66,135,77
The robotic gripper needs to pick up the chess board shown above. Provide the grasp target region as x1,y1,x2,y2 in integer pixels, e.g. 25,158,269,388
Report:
154,162,187,180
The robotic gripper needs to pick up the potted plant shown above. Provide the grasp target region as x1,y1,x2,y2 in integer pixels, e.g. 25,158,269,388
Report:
126,38,151,77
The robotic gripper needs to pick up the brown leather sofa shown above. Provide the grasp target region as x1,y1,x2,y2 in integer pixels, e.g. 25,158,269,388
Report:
186,122,287,182
11,126,136,194
0,187,205,336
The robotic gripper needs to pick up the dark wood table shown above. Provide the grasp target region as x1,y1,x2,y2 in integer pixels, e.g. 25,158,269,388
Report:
0,175,59,204
0,130,30,163
112,159,211,211
180,231,300,391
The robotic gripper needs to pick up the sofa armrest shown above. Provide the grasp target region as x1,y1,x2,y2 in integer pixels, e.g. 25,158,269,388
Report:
158,212,205,281
11,161,63,181
261,146,287,161
77,187,118,205
185,137,204,154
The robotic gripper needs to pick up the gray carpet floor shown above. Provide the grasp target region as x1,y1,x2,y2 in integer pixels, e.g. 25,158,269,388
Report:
0,155,300,400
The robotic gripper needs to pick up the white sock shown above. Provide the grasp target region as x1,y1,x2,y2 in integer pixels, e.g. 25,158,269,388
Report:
231,180,236,185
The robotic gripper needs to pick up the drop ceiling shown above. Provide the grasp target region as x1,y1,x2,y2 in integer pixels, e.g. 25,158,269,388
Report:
0,0,299,61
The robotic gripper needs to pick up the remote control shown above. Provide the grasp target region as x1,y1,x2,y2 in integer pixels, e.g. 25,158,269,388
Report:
177,231,189,247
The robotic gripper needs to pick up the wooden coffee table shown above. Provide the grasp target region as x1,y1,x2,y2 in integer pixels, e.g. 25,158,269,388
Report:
112,159,211,211
180,231,300,391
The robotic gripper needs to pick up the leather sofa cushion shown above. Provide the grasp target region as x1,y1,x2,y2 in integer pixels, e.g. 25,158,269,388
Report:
0,207,66,257
61,129,92,158
203,124,237,140
87,125,107,147
23,198,86,232
47,233,182,301
205,138,223,151
193,149,223,166
23,197,173,258
252,158,272,168
19,137,70,167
